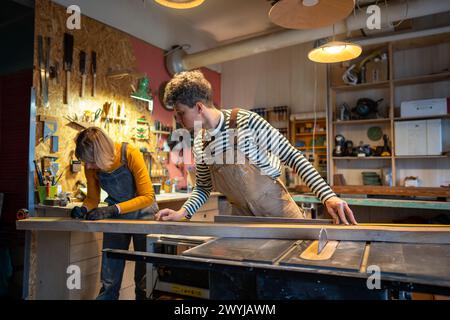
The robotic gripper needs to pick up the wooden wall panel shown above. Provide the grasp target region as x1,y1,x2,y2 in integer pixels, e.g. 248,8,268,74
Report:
34,0,157,194
221,42,327,113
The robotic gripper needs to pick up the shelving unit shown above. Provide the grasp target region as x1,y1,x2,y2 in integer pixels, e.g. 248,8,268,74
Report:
251,106,290,139
290,118,327,180
327,33,450,187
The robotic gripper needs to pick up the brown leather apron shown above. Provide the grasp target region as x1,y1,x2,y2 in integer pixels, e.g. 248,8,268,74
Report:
204,108,305,218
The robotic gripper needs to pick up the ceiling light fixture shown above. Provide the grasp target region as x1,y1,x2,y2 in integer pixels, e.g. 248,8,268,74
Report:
269,0,354,29
154,0,205,9
308,40,362,63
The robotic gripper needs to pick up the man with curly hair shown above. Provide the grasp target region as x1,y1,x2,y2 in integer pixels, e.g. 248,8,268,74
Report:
155,70,357,225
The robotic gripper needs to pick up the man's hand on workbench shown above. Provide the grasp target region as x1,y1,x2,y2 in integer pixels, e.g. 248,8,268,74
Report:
86,205,120,220
71,206,88,219
324,196,357,225
155,208,189,221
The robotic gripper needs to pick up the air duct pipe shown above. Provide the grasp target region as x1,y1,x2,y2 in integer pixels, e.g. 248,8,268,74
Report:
166,0,450,74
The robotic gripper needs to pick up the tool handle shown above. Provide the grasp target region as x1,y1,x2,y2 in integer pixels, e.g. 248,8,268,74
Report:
65,70,71,104
92,74,97,97
33,160,44,186
81,75,86,97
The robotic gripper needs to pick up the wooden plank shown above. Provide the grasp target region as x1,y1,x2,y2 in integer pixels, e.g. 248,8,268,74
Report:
214,215,333,225
16,218,450,244
34,231,70,300
292,195,450,211
70,240,102,263
68,272,101,300
293,185,450,198
70,231,103,246
299,240,339,261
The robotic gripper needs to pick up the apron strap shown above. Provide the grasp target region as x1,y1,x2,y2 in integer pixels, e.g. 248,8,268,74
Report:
229,108,239,145
229,108,239,130
120,142,128,165
203,108,240,151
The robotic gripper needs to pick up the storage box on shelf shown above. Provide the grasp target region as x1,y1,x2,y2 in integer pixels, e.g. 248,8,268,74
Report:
327,33,450,188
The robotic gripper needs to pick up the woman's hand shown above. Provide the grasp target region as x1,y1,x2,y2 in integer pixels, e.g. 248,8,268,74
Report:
86,205,120,220
70,206,88,219
155,208,188,221
324,196,357,225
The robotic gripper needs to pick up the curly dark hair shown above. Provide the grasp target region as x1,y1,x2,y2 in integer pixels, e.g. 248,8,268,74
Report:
164,70,213,108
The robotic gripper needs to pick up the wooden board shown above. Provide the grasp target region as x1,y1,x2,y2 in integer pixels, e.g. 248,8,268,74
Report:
299,240,339,261
280,241,366,272
16,218,450,244
292,195,450,211
294,185,450,198
367,242,450,283
214,215,333,225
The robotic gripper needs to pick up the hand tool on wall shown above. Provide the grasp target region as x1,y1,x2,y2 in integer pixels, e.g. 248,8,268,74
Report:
63,33,74,105
33,160,44,186
37,36,50,107
91,51,97,97
42,119,58,142
79,51,87,97
53,170,64,186
50,61,60,85
51,135,59,153
44,37,51,106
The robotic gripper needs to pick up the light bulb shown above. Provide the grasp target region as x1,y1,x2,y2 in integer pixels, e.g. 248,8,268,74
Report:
302,0,319,7
323,45,346,54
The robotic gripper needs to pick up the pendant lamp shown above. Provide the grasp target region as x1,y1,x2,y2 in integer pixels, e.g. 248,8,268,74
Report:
154,0,205,9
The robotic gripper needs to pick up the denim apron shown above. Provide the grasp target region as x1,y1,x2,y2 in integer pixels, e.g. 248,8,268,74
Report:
97,142,158,300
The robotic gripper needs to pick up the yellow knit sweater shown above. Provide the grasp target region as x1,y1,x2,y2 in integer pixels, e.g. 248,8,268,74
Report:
83,143,155,214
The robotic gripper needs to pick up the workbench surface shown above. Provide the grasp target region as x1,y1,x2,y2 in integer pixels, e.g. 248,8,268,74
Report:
16,218,450,244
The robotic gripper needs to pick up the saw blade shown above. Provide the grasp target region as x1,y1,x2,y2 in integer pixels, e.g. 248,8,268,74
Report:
318,228,328,255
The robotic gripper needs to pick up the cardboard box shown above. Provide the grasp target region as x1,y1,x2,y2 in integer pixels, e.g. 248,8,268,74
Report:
395,119,442,156
400,98,450,118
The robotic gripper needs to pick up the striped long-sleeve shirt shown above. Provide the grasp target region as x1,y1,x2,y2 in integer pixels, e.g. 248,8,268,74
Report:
182,108,336,218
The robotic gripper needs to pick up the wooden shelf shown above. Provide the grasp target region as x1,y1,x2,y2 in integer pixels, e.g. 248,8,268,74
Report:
393,71,450,86
333,118,391,125
393,33,450,51
331,81,390,92
297,146,327,150
333,157,392,160
293,185,450,198
152,130,171,135
395,155,449,159
296,132,326,136
394,114,450,122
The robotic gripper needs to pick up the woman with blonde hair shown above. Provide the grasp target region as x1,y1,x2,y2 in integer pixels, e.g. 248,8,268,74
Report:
71,127,158,300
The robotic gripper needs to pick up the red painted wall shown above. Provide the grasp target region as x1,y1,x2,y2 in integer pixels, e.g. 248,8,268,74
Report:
0,70,32,224
130,37,221,127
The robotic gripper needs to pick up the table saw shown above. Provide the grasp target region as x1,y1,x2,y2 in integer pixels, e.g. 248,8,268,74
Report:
16,216,450,300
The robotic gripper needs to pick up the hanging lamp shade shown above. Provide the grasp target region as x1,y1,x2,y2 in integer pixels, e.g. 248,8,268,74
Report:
308,41,362,63
269,0,355,29
154,0,205,9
